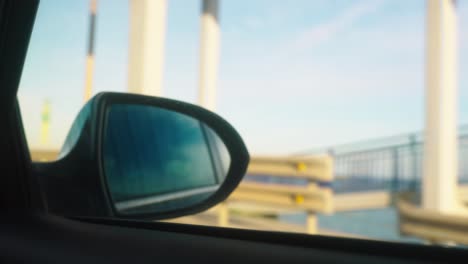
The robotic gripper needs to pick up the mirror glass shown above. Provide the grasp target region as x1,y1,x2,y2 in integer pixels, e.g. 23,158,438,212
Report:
103,104,231,215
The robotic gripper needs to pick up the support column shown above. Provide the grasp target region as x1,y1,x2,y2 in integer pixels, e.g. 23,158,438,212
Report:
306,213,317,234
198,0,220,111
423,0,459,213
217,202,229,227
84,0,97,102
128,0,167,96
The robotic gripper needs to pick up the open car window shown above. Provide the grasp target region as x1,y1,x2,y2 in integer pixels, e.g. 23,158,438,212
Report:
17,0,468,248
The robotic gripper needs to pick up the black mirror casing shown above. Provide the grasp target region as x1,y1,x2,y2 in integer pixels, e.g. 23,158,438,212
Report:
33,92,250,220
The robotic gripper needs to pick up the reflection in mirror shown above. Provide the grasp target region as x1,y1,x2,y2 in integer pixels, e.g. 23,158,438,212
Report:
103,104,231,215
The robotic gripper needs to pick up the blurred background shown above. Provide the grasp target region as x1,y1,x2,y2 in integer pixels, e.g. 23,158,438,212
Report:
18,0,468,246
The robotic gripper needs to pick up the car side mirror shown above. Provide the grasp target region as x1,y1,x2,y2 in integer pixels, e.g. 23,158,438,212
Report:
33,92,249,220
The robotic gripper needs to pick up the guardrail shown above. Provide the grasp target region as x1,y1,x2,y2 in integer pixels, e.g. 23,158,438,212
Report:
31,149,60,161
218,155,334,234
247,156,333,182
397,192,468,245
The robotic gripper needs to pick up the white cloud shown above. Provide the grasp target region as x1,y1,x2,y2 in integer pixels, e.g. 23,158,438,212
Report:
292,0,386,50
217,1,428,154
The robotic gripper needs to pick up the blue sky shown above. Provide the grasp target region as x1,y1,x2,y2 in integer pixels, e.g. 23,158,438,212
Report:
17,0,468,155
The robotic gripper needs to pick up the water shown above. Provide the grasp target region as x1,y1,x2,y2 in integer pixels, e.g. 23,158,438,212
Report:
280,207,422,243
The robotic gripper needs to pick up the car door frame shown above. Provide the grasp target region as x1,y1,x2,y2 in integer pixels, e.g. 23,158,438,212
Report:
1,1,468,263
0,0,42,211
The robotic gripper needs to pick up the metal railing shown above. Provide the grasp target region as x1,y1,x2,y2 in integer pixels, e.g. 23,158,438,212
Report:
309,126,468,194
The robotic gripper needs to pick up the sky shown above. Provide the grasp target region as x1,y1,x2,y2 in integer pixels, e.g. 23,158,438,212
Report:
17,0,468,155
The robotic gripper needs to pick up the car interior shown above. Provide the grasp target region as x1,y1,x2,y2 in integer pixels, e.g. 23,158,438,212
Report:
1,0,468,263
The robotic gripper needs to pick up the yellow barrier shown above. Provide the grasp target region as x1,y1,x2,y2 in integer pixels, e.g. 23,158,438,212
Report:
30,149,59,162
247,155,333,182
219,155,334,234
398,193,468,245
230,182,333,213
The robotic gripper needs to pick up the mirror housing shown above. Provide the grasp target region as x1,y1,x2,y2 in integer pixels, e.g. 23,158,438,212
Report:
33,92,249,220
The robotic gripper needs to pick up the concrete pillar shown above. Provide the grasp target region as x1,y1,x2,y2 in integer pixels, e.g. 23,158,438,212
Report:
128,0,167,96
84,0,98,102
423,0,459,213
198,0,220,111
